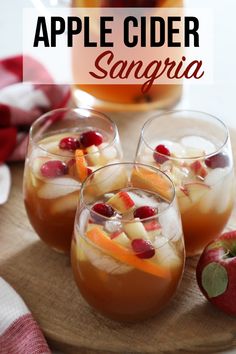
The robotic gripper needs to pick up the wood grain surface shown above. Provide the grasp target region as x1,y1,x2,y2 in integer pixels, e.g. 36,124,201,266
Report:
1,115,236,354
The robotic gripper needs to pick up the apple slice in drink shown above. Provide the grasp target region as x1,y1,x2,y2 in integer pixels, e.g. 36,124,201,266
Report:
86,145,101,166
123,220,148,240
107,191,135,213
190,160,208,179
110,231,131,248
177,182,210,214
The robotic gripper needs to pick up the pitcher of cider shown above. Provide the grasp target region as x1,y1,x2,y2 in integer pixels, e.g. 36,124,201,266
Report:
72,0,183,111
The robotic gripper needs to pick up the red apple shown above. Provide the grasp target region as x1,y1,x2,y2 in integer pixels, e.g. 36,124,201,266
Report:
190,160,208,179
196,230,236,316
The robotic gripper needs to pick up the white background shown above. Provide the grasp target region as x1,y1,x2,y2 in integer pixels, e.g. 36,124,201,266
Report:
0,0,236,130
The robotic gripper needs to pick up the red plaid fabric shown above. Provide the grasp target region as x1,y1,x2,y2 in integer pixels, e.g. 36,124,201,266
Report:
0,55,70,163
0,277,51,354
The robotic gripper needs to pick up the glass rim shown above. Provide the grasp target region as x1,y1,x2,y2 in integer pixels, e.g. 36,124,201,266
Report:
80,162,176,223
29,106,119,158
140,109,230,161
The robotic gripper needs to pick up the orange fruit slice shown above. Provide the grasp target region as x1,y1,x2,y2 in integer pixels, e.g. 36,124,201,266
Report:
131,166,172,202
75,149,88,182
86,227,170,279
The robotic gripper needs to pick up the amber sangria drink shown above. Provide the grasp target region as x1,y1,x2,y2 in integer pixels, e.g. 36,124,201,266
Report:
23,108,123,253
71,163,185,321
72,0,183,111
136,110,235,256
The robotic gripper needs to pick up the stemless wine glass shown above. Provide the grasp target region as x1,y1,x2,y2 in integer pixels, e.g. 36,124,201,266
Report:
23,107,123,253
136,110,235,256
72,0,183,111
71,162,185,322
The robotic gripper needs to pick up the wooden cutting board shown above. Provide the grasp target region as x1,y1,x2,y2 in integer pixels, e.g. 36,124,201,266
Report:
1,115,236,354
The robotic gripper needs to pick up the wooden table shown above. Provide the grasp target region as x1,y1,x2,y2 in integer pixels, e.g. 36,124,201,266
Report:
1,113,236,354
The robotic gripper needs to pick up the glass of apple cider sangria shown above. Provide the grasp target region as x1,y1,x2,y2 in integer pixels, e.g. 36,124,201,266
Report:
23,108,123,253
72,0,183,111
71,162,185,321
136,110,235,256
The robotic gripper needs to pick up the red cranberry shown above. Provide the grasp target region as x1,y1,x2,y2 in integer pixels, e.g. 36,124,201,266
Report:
131,239,155,259
80,131,103,148
40,160,68,178
59,137,80,151
153,144,171,164
87,168,93,176
134,206,156,219
92,203,115,218
205,153,229,169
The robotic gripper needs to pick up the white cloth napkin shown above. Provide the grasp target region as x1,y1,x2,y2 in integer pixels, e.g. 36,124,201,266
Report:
0,164,11,205
0,277,51,354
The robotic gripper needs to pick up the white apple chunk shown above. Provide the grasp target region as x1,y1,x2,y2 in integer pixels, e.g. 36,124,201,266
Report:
187,182,210,203
176,186,192,214
176,182,210,214
111,232,131,248
107,191,135,213
86,145,101,166
123,220,148,240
